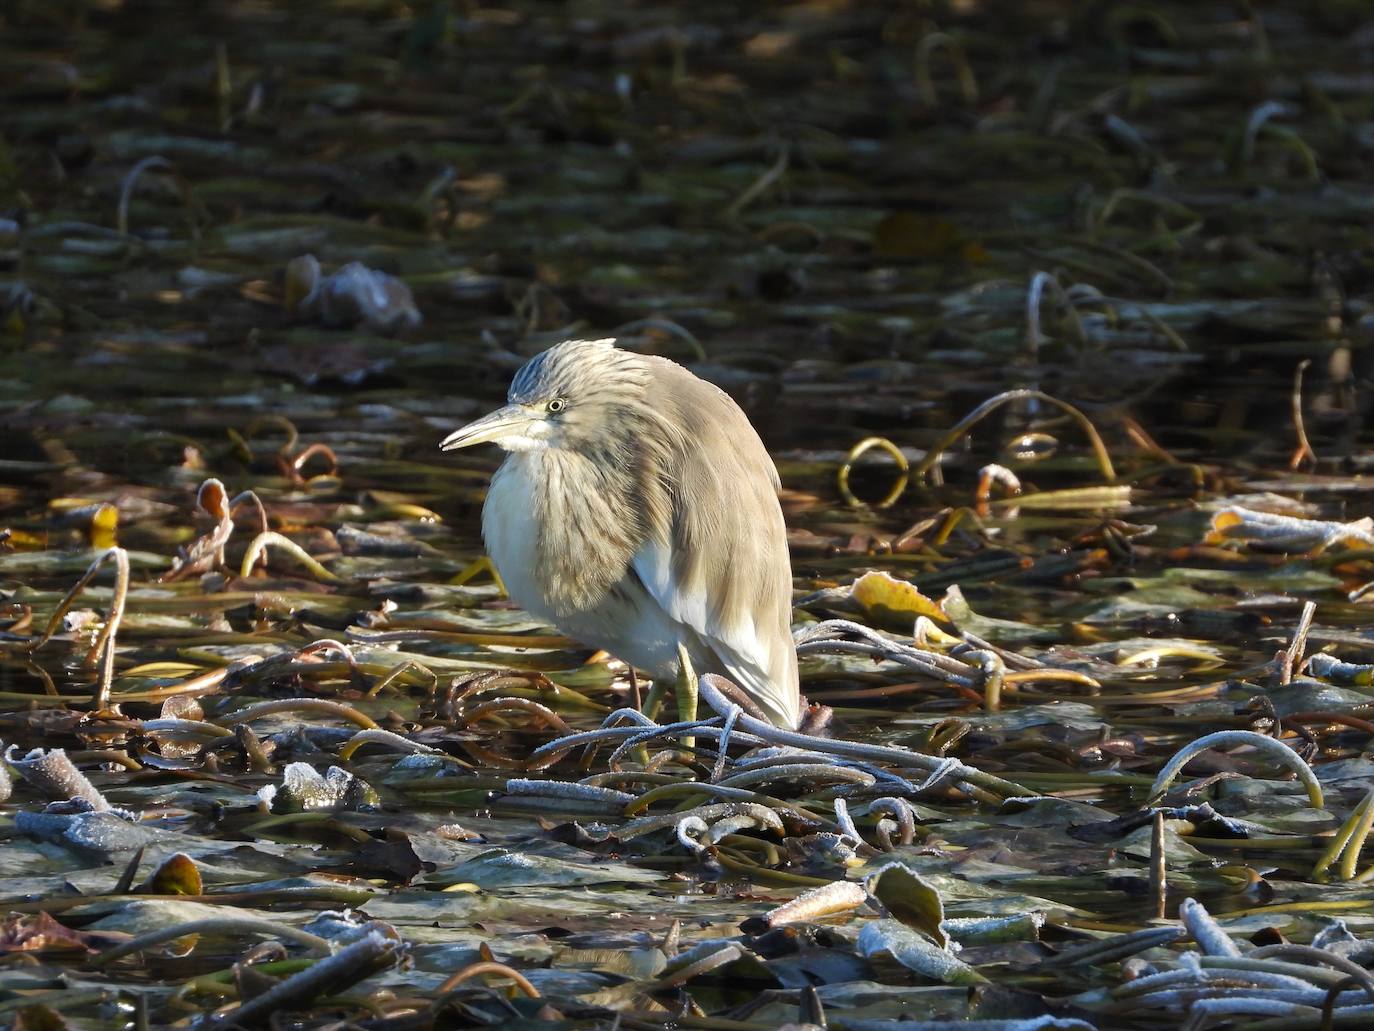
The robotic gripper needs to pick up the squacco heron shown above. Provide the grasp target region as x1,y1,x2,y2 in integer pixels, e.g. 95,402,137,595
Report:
440,338,799,729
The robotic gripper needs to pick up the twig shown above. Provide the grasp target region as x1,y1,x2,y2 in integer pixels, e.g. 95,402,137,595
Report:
726,143,790,219
1290,359,1317,470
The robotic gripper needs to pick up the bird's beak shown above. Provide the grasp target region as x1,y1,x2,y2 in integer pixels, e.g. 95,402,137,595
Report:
439,404,536,451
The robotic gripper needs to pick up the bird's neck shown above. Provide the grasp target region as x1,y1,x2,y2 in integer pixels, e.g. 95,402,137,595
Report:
521,447,647,613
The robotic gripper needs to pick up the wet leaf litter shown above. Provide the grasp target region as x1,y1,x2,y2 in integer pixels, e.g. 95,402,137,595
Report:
4,1,1374,1028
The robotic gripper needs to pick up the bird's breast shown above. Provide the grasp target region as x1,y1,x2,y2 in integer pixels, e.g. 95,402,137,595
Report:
483,450,641,619
482,458,549,620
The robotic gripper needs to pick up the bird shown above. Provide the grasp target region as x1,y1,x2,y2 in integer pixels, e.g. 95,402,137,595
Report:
439,338,800,729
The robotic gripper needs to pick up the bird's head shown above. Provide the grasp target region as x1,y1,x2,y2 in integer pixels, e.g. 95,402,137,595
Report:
440,338,659,455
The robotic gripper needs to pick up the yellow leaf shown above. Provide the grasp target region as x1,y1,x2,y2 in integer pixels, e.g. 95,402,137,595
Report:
139,853,202,896
850,570,946,629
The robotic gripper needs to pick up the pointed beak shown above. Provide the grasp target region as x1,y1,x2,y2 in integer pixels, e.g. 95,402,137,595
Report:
439,404,536,451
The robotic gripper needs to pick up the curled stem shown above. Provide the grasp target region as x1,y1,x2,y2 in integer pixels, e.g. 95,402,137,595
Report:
1247,944,1374,1000
207,931,400,1030
1312,787,1374,882
913,32,979,107
1291,359,1317,471
838,437,910,509
29,546,130,710
961,649,1004,713
435,959,540,997
338,728,453,763
612,318,707,362
1095,188,1202,235
1148,730,1324,810
117,156,203,241
913,389,1115,485
239,531,341,582
726,143,790,219
698,674,1030,800
1026,271,1088,353
214,698,380,731
93,917,330,966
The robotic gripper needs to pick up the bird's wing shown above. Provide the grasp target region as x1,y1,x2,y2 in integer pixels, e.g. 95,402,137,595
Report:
630,362,799,728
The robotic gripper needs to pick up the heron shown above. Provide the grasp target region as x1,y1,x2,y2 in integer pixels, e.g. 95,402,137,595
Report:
439,338,800,729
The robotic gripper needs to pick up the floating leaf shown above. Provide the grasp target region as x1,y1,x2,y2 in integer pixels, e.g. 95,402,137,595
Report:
137,852,203,896
856,919,985,985
866,863,948,948
850,570,946,628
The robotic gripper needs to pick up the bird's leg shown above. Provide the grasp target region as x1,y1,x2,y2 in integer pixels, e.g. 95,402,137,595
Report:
447,555,507,595
675,643,698,750
639,676,668,723
624,667,652,766
629,668,666,766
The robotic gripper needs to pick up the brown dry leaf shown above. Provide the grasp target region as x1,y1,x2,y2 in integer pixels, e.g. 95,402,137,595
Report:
0,912,104,954
13,1005,70,1031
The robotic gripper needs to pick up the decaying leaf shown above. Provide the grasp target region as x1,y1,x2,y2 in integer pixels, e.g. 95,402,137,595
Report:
850,570,947,628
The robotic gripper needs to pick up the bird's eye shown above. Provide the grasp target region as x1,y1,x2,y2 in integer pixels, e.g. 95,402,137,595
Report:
546,398,566,414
